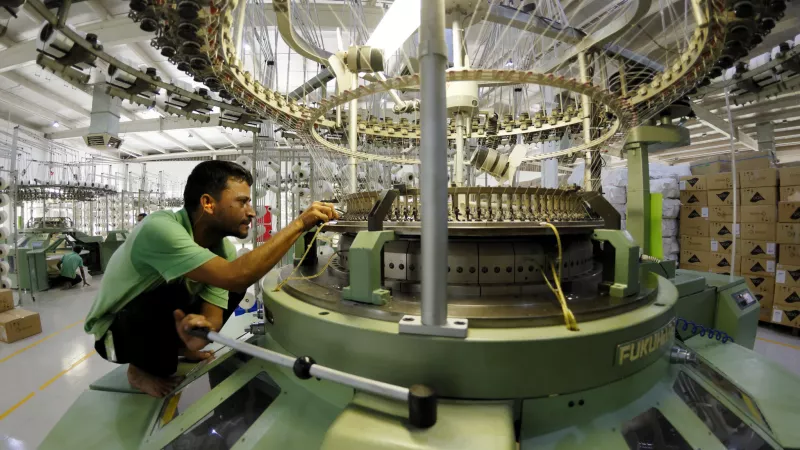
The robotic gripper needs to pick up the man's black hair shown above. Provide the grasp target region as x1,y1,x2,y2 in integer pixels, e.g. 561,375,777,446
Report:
184,160,253,212
137,213,147,218
73,245,83,253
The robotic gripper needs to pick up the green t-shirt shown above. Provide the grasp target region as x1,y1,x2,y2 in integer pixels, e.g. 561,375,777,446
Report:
60,252,84,278
84,208,236,339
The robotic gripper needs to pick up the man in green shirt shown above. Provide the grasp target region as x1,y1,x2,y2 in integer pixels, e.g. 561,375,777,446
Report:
55,245,89,289
85,160,337,397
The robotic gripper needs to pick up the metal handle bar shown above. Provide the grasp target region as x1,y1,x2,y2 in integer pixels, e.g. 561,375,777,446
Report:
189,327,437,428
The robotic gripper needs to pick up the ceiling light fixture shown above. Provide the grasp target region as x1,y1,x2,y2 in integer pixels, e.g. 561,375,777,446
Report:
366,0,421,57
52,121,60,128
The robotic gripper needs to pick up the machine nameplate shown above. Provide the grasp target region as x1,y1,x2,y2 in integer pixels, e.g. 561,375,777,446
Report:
615,319,675,366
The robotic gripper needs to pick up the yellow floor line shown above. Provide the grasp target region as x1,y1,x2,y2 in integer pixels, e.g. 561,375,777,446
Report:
757,337,800,352
0,319,84,364
0,392,35,421
39,350,97,391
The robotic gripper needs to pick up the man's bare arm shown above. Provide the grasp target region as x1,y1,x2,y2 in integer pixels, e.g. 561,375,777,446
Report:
184,202,337,292
80,266,89,286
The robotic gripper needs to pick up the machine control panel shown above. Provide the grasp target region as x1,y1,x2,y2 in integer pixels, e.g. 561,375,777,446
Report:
732,289,758,310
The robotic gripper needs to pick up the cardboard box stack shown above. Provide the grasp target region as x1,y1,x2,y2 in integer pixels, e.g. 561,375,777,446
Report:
773,167,800,327
0,289,42,343
738,169,778,316
679,175,711,270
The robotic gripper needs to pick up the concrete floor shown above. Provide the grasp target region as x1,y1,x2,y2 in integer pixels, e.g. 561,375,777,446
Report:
1,278,800,450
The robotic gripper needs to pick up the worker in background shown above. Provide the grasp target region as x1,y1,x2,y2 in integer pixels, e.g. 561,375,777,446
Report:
84,161,338,397
137,213,147,223
55,245,89,289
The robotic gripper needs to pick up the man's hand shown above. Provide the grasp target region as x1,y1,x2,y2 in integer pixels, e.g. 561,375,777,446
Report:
173,310,215,351
295,201,339,232
83,281,90,287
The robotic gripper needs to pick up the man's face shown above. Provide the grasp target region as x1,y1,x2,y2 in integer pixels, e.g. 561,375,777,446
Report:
212,178,255,238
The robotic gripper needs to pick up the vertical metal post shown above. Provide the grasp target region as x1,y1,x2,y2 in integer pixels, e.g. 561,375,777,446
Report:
454,115,464,187
419,0,448,327
349,75,358,193
625,141,650,255
618,60,628,97
452,17,464,187
10,127,20,303
122,163,128,229
578,51,593,192
140,163,147,214
233,0,247,59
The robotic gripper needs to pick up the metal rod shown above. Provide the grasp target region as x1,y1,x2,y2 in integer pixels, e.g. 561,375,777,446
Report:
419,0,448,327
455,114,464,186
206,330,409,401
452,17,464,187
578,51,593,192
349,75,358,193
233,0,247,60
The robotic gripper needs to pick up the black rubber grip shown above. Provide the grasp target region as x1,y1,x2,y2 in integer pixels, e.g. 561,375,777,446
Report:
293,356,316,379
408,384,437,428
188,327,211,339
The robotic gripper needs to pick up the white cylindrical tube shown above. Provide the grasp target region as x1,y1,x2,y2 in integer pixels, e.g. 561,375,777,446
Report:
0,244,9,258
0,176,8,190
0,261,9,276
237,247,251,257
0,277,11,289
0,227,9,240
0,210,8,225
255,205,267,217
0,193,9,208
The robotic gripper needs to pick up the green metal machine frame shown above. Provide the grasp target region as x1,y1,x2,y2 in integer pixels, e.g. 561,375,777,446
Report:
341,230,395,305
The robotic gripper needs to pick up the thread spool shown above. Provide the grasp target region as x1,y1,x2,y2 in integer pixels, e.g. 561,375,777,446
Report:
0,194,9,208
255,205,267,217
255,224,266,236
0,227,9,240
239,291,256,310
236,247,250,257
0,210,7,225
235,155,253,171
291,162,304,174
404,172,416,184
262,165,278,182
267,205,280,216
253,185,267,199
0,261,9,276
294,169,308,181
264,183,280,194
0,176,8,190
292,186,311,199
315,181,334,199
0,244,10,258
0,277,12,289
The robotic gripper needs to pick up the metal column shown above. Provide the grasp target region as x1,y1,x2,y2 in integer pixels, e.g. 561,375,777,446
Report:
452,17,464,187
349,75,358,193
419,0,448,327
578,51,593,192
